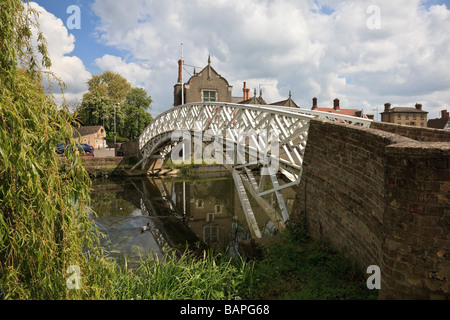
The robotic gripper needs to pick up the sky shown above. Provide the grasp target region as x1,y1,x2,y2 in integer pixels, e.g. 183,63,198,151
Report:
30,0,450,120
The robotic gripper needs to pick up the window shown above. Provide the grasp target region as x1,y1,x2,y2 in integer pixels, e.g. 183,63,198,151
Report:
196,200,203,208
405,114,409,120
203,91,216,102
413,114,417,120
204,226,218,243
420,114,424,120
397,114,401,120
215,205,222,214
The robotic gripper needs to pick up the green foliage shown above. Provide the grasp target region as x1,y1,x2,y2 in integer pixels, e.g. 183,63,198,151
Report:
246,221,378,300
0,0,113,299
110,250,254,300
78,72,153,141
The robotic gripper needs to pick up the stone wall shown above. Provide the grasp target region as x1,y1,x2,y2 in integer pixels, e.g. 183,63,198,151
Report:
371,121,450,142
295,118,449,299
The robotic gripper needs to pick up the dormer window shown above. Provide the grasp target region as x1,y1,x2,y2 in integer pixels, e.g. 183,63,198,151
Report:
203,90,216,102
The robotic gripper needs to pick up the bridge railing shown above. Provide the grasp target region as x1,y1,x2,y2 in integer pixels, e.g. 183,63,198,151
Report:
137,102,373,235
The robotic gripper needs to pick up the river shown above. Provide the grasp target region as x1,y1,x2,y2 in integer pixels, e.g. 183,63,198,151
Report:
90,174,296,262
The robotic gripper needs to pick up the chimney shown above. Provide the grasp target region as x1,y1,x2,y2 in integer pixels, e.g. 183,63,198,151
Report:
384,103,391,112
312,97,318,110
177,59,183,83
333,98,340,110
442,110,449,119
243,82,250,101
415,103,423,111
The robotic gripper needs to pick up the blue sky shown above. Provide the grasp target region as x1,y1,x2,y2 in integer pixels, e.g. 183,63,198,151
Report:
32,0,450,120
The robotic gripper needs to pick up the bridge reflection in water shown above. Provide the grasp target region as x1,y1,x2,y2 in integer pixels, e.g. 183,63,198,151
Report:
90,175,296,262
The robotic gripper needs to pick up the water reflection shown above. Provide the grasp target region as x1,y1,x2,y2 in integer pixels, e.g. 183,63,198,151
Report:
90,175,296,262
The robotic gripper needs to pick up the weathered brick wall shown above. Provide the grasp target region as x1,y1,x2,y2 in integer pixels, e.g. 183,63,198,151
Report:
382,142,449,299
295,118,450,299
371,121,450,142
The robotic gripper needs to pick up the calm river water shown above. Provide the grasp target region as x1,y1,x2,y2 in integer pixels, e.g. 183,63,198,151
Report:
90,175,296,262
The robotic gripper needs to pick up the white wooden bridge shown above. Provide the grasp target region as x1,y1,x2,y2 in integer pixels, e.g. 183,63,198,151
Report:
132,102,372,238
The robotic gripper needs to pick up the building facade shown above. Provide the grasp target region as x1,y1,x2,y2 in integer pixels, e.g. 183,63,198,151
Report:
174,56,233,106
381,103,428,127
73,126,107,149
173,57,298,108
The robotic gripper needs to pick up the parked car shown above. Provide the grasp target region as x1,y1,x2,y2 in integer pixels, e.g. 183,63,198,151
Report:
79,144,94,153
56,144,66,154
63,144,94,156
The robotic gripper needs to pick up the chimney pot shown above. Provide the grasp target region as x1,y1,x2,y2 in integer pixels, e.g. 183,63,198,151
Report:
177,59,183,83
415,103,423,111
312,97,318,109
243,82,250,100
333,98,340,110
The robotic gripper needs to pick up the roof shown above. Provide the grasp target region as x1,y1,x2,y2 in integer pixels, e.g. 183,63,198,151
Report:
313,107,367,118
73,126,104,137
428,118,450,129
270,98,299,108
239,96,267,105
382,107,428,113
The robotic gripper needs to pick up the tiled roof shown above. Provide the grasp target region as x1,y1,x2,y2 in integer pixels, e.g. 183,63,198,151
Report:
428,118,450,129
382,107,428,113
313,107,367,118
73,126,104,137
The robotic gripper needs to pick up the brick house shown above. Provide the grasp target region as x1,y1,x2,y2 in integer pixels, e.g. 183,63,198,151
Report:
381,103,428,127
73,126,107,149
174,56,233,106
173,57,297,108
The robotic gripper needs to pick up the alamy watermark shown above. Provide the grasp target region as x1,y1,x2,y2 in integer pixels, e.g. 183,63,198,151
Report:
66,5,81,30
367,5,381,30
366,265,381,290
66,265,81,290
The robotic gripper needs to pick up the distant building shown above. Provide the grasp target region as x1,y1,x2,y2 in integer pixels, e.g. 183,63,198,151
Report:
311,97,368,118
270,91,299,108
428,110,450,130
174,56,233,106
173,57,298,108
73,126,107,149
380,103,428,127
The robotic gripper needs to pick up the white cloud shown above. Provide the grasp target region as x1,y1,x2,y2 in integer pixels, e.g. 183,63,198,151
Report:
94,54,152,88
90,0,450,118
29,2,91,108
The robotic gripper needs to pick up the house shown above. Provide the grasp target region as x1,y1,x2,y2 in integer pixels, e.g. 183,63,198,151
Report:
311,97,368,118
427,110,450,130
174,56,233,106
73,126,107,149
173,57,298,108
270,91,299,108
380,103,428,127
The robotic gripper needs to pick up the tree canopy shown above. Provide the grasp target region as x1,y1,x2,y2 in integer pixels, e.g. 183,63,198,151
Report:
78,71,153,141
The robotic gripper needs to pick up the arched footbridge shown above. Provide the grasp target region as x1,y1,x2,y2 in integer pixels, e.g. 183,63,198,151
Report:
131,102,372,238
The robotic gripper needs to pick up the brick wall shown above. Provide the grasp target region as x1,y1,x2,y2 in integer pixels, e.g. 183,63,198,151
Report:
371,121,450,142
295,118,449,299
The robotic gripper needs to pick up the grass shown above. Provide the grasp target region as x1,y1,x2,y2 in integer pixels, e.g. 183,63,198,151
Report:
243,222,378,300
108,249,254,300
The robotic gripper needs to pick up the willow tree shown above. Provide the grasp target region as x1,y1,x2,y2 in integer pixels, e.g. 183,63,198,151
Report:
0,0,113,299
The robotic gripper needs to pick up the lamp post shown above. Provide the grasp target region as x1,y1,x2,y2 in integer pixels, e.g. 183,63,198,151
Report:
114,103,119,144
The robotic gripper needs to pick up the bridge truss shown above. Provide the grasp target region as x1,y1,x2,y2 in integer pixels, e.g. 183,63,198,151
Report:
134,102,372,238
